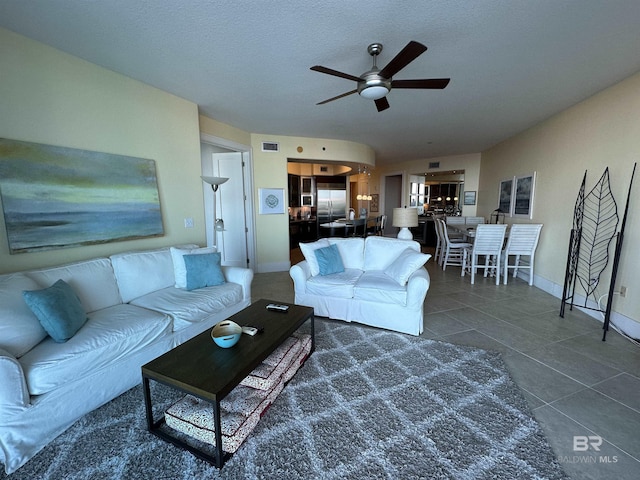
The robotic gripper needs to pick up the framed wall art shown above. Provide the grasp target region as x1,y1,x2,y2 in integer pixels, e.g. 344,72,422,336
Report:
463,191,476,206
258,188,285,214
513,172,536,218
497,172,536,218
370,194,379,213
498,178,514,214
0,138,164,254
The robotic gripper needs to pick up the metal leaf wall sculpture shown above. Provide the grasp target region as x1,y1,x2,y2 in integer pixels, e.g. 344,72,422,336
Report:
561,163,636,341
569,173,586,281
575,168,619,299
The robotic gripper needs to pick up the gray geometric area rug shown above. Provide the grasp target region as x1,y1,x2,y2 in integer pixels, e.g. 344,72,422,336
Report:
2,319,567,480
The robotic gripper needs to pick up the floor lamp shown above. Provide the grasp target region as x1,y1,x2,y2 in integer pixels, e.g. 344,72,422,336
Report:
201,176,229,248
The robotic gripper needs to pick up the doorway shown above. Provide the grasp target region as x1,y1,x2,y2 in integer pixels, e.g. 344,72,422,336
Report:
200,134,256,270
384,174,403,237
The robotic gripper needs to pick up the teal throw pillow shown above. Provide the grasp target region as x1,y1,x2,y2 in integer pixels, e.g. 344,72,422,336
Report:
314,244,345,276
22,279,87,343
183,252,226,291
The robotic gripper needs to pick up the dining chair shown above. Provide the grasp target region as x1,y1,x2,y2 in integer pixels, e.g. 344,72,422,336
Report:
437,218,472,270
461,224,507,285
378,214,386,236
465,216,486,225
502,224,543,285
351,217,367,237
366,215,383,236
433,216,444,265
444,216,465,240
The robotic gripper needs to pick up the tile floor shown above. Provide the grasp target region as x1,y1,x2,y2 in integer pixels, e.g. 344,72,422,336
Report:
252,248,640,479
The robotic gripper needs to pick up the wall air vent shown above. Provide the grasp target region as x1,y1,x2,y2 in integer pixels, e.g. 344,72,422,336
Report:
320,166,329,172
428,162,440,169
261,142,279,152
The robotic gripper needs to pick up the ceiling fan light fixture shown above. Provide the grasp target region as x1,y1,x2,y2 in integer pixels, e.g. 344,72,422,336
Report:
359,85,389,100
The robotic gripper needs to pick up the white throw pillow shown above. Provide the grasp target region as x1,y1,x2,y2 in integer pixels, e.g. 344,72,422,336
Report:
384,248,431,286
0,273,48,358
327,237,365,270
364,236,420,271
298,239,330,276
170,246,217,288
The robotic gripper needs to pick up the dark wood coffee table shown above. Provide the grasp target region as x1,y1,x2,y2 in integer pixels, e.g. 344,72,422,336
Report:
141,299,314,468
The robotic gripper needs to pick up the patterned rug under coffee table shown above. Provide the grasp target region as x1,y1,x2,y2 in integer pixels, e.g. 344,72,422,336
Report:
3,319,567,480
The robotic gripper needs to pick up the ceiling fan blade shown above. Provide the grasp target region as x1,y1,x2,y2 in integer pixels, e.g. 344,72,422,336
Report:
375,97,390,112
378,41,428,79
317,89,358,105
392,78,450,89
310,65,363,83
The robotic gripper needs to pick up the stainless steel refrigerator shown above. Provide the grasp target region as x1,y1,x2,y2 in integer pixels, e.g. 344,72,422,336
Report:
316,179,347,224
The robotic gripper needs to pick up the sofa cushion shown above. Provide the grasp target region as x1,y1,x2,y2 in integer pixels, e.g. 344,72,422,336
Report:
111,246,197,303
327,237,365,270
299,238,330,276
306,269,362,299
384,249,431,286
354,271,408,305
315,244,345,276
20,303,172,395
363,236,421,271
26,258,122,313
184,252,225,290
22,279,88,343
129,283,243,331
0,272,48,358
170,246,216,289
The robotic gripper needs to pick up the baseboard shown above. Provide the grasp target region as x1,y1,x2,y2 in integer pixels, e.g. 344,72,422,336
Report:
533,274,640,340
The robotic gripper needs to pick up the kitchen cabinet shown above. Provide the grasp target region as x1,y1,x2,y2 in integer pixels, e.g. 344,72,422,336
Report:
288,174,300,207
289,219,317,247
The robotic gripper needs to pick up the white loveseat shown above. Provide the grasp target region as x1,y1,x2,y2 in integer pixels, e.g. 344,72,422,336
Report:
0,245,253,474
289,236,431,336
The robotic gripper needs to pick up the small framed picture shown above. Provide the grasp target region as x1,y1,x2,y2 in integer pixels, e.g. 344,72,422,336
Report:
259,188,285,214
463,191,476,206
370,194,379,213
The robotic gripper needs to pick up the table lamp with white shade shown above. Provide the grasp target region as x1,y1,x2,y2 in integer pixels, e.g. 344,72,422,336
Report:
201,176,229,248
392,207,418,240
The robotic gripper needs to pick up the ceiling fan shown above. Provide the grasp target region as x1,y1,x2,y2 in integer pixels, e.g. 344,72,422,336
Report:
311,41,450,112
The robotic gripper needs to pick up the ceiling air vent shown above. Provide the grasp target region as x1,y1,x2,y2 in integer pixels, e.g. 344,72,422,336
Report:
428,161,440,169
261,141,279,152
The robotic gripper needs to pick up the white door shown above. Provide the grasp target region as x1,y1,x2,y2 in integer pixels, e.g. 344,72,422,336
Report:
211,152,248,267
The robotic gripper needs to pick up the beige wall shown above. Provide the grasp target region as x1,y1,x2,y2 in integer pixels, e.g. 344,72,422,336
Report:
0,28,377,276
0,28,204,273
199,115,251,146
480,71,640,327
250,133,375,272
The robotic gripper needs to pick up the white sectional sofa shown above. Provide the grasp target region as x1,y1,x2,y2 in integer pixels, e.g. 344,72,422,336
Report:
290,236,431,336
0,245,253,474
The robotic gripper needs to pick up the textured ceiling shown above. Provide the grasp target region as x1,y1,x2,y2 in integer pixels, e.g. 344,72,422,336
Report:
1,0,640,166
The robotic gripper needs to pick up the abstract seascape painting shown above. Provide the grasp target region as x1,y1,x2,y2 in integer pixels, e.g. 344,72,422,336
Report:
0,138,164,254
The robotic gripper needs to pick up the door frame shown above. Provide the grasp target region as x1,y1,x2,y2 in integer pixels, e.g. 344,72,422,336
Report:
200,133,256,271
381,170,406,236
